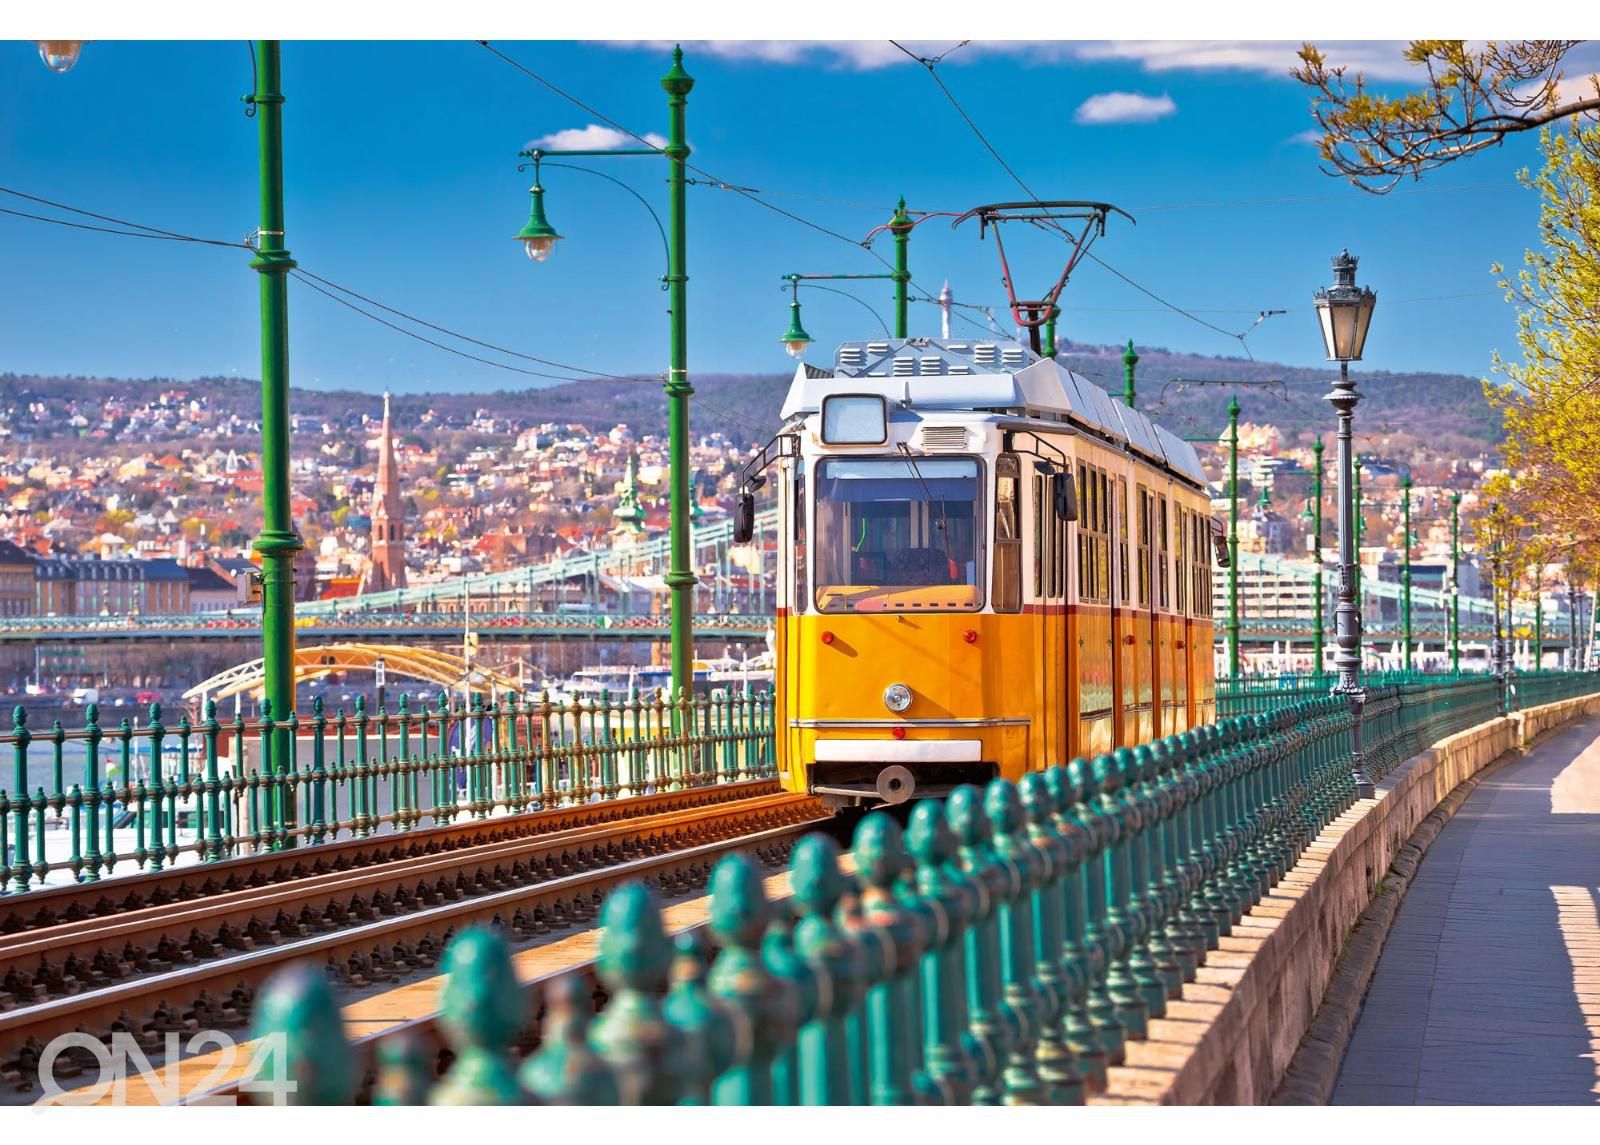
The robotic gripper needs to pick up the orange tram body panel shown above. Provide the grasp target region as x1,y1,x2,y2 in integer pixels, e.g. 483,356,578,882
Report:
755,337,1220,808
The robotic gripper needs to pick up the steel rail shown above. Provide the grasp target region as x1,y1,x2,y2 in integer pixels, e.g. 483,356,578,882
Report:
0,796,823,1089
0,779,780,934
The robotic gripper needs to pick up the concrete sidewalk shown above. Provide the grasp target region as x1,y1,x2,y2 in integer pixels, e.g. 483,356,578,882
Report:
1332,716,1600,1105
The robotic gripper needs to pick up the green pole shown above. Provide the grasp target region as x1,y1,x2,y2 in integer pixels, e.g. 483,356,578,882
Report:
1353,454,1363,616
1121,340,1138,408
1535,563,1544,670
890,198,911,340
662,47,697,700
1042,306,1058,358
249,40,303,845
1451,492,1461,674
1227,396,1240,679
1312,438,1325,676
1402,473,1412,672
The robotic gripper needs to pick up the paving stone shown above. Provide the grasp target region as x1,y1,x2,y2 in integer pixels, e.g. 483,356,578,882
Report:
1330,716,1600,1107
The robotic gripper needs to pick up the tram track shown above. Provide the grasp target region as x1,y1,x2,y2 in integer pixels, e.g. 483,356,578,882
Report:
0,778,782,935
0,789,825,1092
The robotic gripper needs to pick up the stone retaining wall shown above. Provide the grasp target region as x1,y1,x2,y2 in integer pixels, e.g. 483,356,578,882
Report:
1088,693,1600,1106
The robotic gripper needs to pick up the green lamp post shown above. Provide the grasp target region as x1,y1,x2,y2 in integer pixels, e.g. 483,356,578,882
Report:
1534,561,1544,670
1227,396,1241,679
1353,454,1364,612
40,40,305,843
517,46,698,698
1042,305,1061,358
779,199,917,351
1401,473,1412,672
1121,340,1138,408
1311,439,1325,675
1450,491,1462,673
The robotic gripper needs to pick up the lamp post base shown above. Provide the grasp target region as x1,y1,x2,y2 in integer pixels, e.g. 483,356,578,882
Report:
1333,681,1374,799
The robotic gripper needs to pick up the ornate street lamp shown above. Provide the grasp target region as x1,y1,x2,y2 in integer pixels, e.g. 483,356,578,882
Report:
515,47,698,699
1313,249,1378,798
35,40,86,74
778,278,814,359
513,181,562,262
41,40,305,846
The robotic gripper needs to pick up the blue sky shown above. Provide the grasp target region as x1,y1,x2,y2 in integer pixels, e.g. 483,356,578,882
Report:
1,38,1593,393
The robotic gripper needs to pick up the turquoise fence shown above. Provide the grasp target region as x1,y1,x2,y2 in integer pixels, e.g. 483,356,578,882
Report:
0,687,776,893
245,671,1600,1105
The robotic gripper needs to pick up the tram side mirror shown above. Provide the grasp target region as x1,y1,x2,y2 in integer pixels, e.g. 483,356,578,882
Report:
1212,529,1230,569
1054,472,1078,523
733,492,756,544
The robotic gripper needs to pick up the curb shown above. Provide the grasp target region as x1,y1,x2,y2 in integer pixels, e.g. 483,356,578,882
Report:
1270,715,1570,1105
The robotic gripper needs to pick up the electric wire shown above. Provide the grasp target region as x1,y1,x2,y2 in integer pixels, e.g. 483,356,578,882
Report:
292,267,636,380
290,270,601,383
0,187,251,248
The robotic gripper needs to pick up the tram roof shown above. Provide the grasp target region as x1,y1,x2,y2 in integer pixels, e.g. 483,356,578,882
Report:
781,338,1207,487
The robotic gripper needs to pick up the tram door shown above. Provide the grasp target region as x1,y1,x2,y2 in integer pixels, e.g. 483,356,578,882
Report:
1035,468,1069,767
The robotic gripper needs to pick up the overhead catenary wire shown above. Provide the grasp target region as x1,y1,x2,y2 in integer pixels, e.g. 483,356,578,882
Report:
886,46,1292,355
292,267,636,381
0,183,641,384
290,270,599,383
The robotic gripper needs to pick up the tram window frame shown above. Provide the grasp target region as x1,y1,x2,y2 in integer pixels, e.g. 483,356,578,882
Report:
1175,505,1188,614
793,460,807,612
1157,494,1171,610
1137,487,1151,607
994,454,1023,613
1033,473,1045,598
1098,469,1111,605
1116,476,1129,605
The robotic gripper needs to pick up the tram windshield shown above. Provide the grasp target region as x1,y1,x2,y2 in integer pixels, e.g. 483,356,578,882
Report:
812,456,983,612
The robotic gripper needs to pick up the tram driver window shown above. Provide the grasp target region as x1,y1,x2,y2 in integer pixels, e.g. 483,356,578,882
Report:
812,456,984,612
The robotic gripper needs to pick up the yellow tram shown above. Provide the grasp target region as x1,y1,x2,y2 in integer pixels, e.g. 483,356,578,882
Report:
737,337,1222,809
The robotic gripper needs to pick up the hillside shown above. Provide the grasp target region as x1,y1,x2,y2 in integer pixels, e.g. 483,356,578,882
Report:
0,340,1504,458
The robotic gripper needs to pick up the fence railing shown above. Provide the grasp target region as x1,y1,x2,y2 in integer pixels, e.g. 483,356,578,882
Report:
242,671,1600,1105
0,687,777,894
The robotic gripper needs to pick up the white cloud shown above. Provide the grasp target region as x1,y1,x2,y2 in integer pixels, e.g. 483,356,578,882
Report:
602,38,1426,81
1074,91,1176,125
526,124,668,151
1287,128,1323,145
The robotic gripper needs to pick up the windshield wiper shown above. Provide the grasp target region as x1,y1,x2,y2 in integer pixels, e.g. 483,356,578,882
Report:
897,443,956,573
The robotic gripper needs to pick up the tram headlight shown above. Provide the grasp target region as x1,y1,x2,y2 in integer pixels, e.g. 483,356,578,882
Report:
883,683,913,714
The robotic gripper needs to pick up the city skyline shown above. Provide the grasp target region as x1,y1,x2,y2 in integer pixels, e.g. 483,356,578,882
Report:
5,38,1595,393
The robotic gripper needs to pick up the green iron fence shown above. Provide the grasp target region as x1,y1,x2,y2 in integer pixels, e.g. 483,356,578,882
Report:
0,687,776,894
242,671,1600,1105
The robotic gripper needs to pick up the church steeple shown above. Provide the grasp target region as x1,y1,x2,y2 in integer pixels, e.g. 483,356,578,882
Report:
361,392,407,593
612,450,646,536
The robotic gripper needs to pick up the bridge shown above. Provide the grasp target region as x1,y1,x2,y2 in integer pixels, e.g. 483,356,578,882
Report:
1,668,1597,1105
0,512,1584,663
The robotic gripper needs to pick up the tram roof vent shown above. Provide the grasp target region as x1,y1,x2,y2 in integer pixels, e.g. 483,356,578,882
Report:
917,425,969,453
973,343,999,366
891,356,916,376
919,355,944,375
1000,346,1026,369
835,346,866,370
948,362,972,374
866,341,892,355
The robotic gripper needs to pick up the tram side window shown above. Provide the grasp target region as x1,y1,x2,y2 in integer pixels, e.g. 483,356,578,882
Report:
1157,495,1171,609
994,454,1022,613
1116,476,1129,605
1176,506,1189,613
1097,469,1111,605
1137,487,1151,607
793,461,807,612
1192,512,1212,618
